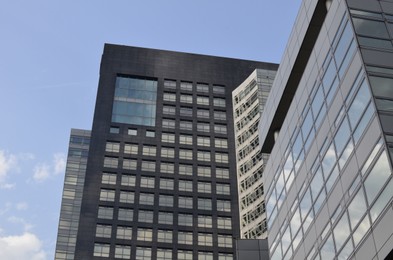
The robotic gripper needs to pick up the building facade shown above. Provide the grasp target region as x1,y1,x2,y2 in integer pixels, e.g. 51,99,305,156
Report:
232,69,275,239
56,44,278,260
259,0,393,259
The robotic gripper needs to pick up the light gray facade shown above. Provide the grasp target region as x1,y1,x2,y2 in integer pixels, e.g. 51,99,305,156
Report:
260,0,393,259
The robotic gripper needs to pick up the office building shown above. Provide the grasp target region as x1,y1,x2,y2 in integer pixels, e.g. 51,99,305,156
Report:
260,0,393,259
55,44,278,260
232,69,275,239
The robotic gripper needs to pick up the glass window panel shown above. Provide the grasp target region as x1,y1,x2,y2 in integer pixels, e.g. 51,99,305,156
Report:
334,21,353,66
353,215,371,246
119,191,134,203
370,178,393,222
157,230,173,243
96,224,112,238
369,76,393,98
178,231,193,245
376,98,393,112
94,243,110,257
102,172,117,185
352,17,389,38
180,81,192,91
118,208,133,221
116,226,132,240
138,210,154,223
180,94,193,103
333,212,350,251
348,188,367,229
364,151,391,203
358,36,393,49
123,158,137,170
178,196,193,209
159,195,173,207
178,213,193,226
158,212,173,224
334,117,351,156
348,80,371,128
197,83,209,93
320,234,335,260
98,206,114,219
179,164,193,175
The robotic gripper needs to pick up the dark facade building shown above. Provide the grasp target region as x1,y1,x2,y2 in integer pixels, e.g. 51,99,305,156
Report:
56,44,278,260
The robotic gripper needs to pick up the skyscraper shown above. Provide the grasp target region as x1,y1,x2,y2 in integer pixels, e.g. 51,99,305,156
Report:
260,0,393,259
55,44,278,260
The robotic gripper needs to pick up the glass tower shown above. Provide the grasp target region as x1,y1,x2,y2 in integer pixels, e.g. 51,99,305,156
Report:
259,0,393,259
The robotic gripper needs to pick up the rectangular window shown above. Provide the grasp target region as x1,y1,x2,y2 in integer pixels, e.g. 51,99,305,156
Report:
112,76,157,126
215,152,229,163
163,105,176,115
215,138,228,148
141,160,155,172
162,119,176,129
163,92,176,102
104,157,118,168
102,172,117,185
124,143,138,154
213,98,226,107
180,107,193,116
157,230,173,243
121,175,135,186
98,206,113,219
178,231,193,245
119,191,134,203
160,162,174,174
180,120,193,131
218,235,232,248
197,166,211,177
180,94,193,104
217,200,231,212
161,147,175,158
146,130,155,137
198,182,212,193
128,128,137,136
118,208,133,221
116,226,132,240
198,233,213,246
161,132,175,143
93,243,110,257
198,215,212,228
136,247,152,260
137,228,153,241
179,180,193,192
180,81,193,91
198,198,212,210
100,189,115,202
214,124,227,134
179,164,193,175
213,85,225,94
123,159,137,170
160,178,174,190
96,224,112,238
138,210,154,223
158,212,173,224
197,96,210,105
180,134,193,145
140,176,155,188
198,151,211,162
164,79,176,89
214,111,226,120
197,136,210,147
115,245,131,259
179,149,193,160
197,123,210,132
159,195,173,207
217,217,232,229
142,145,157,156
216,168,229,179
197,109,210,118
216,183,230,195
105,141,120,153
178,196,193,209
178,250,193,260
197,83,209,93
139,193,155,205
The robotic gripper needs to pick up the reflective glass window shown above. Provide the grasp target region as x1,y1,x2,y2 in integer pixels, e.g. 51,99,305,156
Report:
364,151,391,203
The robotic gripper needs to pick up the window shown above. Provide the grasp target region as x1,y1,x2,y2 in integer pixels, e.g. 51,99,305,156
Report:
178,231,193,245
161,132,175,143
364,151,391,203
198,233,213,246
218,235,232,247
115,245,131,259
110,126,120,134
214,125,227,134
137,228,153,241
179,164,193,175
157,249,172,260
197,123,210,132
178,213,193,226
100,189,115,202
198,215,212,228
217,217,232,229
157,230,173,243
213,85,225,94
180,107,193,116
180,81,193,91
102,172,117,185
142,145,156,156
124,143,138,154
198,182,212,193
179,196,193,209
197,83,209,93
160,178,174,190
198,151,211,162
198,252,213,260
213,98,226,107
179,149,193,160
140,176,155,188
215,153,228,163
158,212,173,224
217,200,231,212
98,207,113,219
180,134,193,145
106,141,120,153
139,193,154,205
159,195,173,207
112,76,157,126
116,226,132,240
128,128,137,136
161,147,175,158
104,157,118,168
118,208,133,221
180,120,193,131
146,130,155,137
141,161,155,172
160,162,174,174
197,109,210,118
138,210,154,223
214,111,226,120
162,119,175,129
163,105,176,115
93,243,110,257
178,250,193,260
198,198,212,210
215,138,228,148
136,247,152,260
197,96,210,105
216,183,230,195
179,180,193,192
163,92,176,102
121,175,136,186
123,159,137,170
216,168,229,179
119,191,134,203
180,94,193,104
218,254,233,260
197,136,210,147
197,166,211,177
96,224,112,238
164,79,176,89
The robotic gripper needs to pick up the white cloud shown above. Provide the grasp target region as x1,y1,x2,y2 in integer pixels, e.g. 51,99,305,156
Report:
0,150,17,188
53,153,66,175
16,202,28,211
7,216,33,232
33,164,50,182
0,233,46,260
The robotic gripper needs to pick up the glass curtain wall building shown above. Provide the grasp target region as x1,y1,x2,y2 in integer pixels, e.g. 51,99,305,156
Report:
56,44,278,260
232,69,275,239
259,0,393,259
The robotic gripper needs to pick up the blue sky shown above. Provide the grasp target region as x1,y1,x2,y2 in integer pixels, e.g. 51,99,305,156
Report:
0,0,301,258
